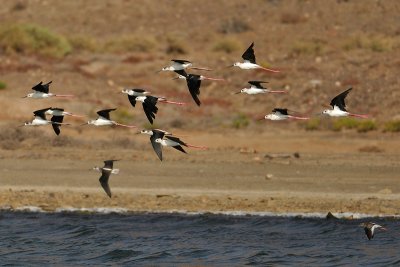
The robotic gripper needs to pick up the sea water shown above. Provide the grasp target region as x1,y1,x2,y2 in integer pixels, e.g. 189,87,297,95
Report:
0,209,399,266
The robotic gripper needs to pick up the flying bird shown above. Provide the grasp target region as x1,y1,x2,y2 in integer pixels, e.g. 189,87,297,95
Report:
22,81,74,99
360,222,387,240
261,108,309,121
158,59,211,73
154,135,207,160
22,108,70,135
235,81,287,95
322,88,368,118
120,88,151,97
93,160,120,198
83,108,136,128
230,43,280,73
173,69,225,106
138,129,172,161
126,95,185,124
43,107,84,118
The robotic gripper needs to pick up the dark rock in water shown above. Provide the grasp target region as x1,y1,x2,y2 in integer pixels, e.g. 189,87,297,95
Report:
326,211,338,220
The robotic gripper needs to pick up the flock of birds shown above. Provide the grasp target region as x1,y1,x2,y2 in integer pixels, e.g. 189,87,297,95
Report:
19,42,382,240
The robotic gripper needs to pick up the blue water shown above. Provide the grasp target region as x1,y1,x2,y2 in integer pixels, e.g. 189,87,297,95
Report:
0,211,399,266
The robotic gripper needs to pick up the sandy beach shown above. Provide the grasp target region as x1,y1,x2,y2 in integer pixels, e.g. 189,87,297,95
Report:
1,130,399,215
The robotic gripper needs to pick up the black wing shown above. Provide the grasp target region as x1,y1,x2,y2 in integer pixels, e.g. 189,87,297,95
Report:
165,135,187,146
51,115,64,135
272,108,289,115
97,108,116,120
242,42,256,64
32,81,52,93
103,160,117,169
51,107,64,112
133,88,146,93
142,96,159,124
172,59,191,64
99,170,112,198
172,145,187,154
248,81,268,88
330,88,352,111
127,95,137,107
364,228,373,240
186,74,202,106
150,130,165,161
174,69,188,77
33,108,48,120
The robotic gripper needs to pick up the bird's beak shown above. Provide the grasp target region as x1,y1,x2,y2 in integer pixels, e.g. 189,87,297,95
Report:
21,96,27,98
234,91,241,94
226,65,234,68
135,131,142,135
155,69,162,74
257,117,265,121
172,77,179,80
79,122,88,126
18,124,25,127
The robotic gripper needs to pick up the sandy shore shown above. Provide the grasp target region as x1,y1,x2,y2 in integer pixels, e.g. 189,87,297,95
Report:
0,131,399,215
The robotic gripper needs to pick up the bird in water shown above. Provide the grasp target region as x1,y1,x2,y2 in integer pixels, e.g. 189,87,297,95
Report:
93,160,120,198
359,222,387,240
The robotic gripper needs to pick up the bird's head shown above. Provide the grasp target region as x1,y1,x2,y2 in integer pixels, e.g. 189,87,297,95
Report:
233,62,240,67
155,138,163,144
264,114,273,120
139,129,153,135
22,93,33,98
322,109,331,115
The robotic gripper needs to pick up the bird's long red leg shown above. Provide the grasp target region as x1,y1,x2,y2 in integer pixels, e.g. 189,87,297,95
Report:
185,144,208,150
204,77,225,81
54,94,74,98
114,122,137,128
159,100,186,105
349,113,369,119
190,67,212,71
68,114,85,118
268,90,287,94
288,115,309,120
259,66,281,73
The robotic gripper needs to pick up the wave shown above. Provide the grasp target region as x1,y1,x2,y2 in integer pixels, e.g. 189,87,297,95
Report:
1,205,399,219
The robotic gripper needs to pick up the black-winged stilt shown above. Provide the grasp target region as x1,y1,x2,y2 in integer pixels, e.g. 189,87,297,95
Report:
235,81,287,95
138,129,172,161
359,222,387,240
158,59,211,73
173,69,225,106
154,135,207,159
126,95,185,124
83,109,136,128
230,42,280,73
322,88,368,118
93,160,120,198
262,108,309,121
22,81,74,99
120,88,150,97
22,108,70,135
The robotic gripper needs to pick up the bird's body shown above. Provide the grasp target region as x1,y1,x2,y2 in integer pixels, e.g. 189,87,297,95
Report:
263,108,309,121
121,88,150,97
159,59,211,72
360,222,387,240
231,43,280,73
154,135,207,159
174,70,224,106
126,95,184,124
23,108,69,135
93,160,119,198
322,88,368,118
85,109,136,128
139,129,171,161
23,81,74,99
44,107,83,118
237,81,286,95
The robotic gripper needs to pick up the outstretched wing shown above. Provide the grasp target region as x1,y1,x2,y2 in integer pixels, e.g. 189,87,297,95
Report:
248,81,268,88
242,42,256,63
51,115,64,135
127,95,137,107
330,88,352,111
99,170,112,198
33,109,48,120
186,75,201,106
32,81,52,93
165,135,187,146
172,59,191,64
97,108,116,120
272,108,289,115
174,69,188,77
172,145,187,154
103,160,118,169
142,96,159,124
150,130,165,161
